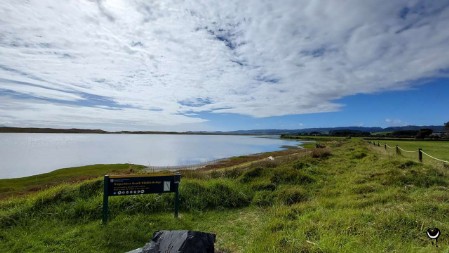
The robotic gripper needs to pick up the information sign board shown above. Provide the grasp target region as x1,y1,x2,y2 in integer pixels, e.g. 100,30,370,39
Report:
102,173,181,224
107,175,179,196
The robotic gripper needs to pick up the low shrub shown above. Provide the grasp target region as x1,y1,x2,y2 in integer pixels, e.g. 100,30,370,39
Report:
398,160,418,169
79,179,102,199
31,186,77,212
209,170,222,178
315,143,326,148
351,184,379,194
71,200,102,220
251,160,277,169
311,149,331,159
271,168,315,185
292,161,310,170
222,168,242,179
240,167,263,183
180,180,252,211
382,167,447,188
209,182,252,208
277,188,308,205
252,191,276,207
352,151,367,159
251,182,276,191
179,181,209,210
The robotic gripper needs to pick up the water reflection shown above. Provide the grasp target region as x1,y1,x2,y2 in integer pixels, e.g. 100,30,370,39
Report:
0,133,301,179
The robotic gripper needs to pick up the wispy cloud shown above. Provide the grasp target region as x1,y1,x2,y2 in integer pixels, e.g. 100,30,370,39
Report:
385,118,407,127
1,0,448,130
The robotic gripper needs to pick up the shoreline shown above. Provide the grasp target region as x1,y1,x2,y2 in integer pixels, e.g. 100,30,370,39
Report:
0,146,307,200
0,134,303,179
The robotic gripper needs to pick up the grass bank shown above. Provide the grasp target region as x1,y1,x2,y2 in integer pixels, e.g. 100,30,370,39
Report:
1,139,449,252
0,147,304,200
0,164,145,200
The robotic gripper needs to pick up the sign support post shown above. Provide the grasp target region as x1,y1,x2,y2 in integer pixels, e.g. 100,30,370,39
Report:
102,175,109,225
174,173,180,218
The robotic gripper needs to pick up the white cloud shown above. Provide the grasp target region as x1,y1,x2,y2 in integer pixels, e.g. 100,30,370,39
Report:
0,96,206,131
0,0,448,129
385,118,407,127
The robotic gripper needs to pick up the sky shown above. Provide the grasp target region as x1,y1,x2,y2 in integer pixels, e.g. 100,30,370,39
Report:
0,0,448,131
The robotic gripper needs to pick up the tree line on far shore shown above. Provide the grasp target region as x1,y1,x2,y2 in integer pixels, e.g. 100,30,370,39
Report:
282,121,449,140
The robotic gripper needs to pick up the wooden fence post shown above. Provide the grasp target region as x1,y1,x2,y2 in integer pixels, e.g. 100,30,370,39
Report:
419,148,422,162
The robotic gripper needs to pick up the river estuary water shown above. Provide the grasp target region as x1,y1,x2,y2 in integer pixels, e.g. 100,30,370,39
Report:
0,133,302,179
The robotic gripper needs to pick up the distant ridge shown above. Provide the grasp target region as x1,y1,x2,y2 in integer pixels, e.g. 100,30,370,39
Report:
227,125,445,135
0,125,445,135
0,127,108,134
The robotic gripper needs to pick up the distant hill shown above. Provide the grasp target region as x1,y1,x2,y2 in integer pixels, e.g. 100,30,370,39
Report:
228,126,445,135
382,125,445,132
0,125,445,135
0,127,107,134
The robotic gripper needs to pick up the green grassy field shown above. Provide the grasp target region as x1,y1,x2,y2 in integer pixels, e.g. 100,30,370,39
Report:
370,139,449,163
0,164,145,200
1,139,449,252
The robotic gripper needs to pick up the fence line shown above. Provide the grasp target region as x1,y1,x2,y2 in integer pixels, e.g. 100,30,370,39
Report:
368,140,448,164
397,146,417,153
421,150,449,164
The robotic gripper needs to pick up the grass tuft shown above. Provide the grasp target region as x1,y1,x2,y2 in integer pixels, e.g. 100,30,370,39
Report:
277,188,308,205
311,148,331,159
271,167,315,185
239,167,263,183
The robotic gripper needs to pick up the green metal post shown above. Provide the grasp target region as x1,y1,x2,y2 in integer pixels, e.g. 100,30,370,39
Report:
174,173,181,218
102,175,109,224
174,189,179,218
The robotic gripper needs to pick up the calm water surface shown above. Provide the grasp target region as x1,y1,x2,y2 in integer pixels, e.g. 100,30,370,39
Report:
0,133,301,178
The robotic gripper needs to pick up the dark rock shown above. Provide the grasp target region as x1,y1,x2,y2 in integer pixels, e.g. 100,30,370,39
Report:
127,230,216,253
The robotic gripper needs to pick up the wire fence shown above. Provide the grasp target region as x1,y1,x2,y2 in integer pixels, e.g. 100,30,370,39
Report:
367,140,449,165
